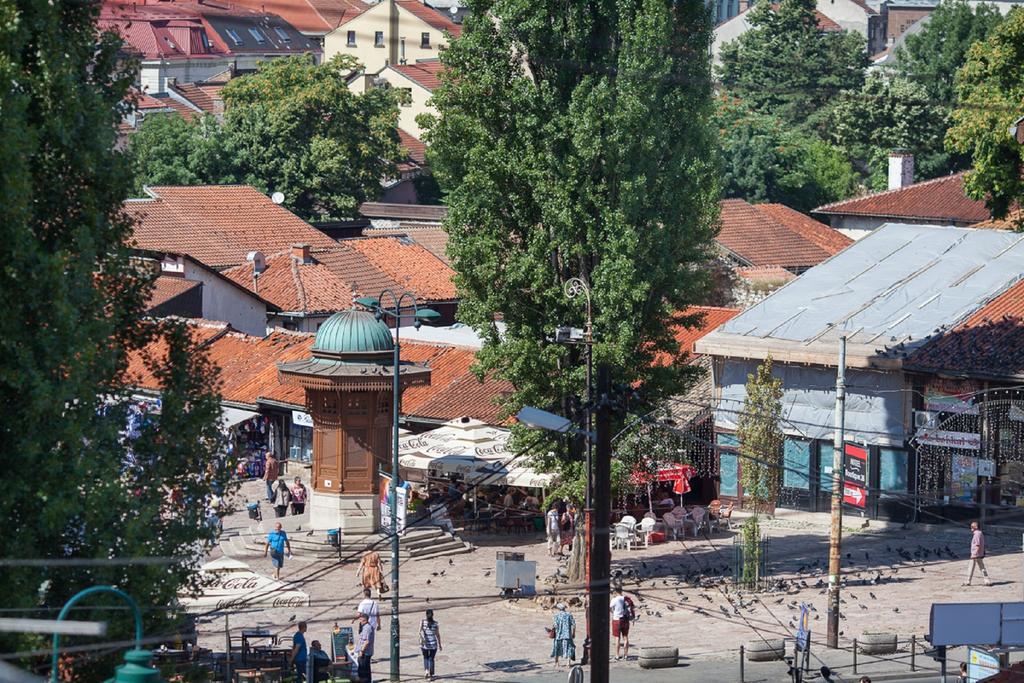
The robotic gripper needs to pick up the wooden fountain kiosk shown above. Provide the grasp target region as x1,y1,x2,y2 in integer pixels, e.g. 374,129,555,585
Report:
277,309,431,533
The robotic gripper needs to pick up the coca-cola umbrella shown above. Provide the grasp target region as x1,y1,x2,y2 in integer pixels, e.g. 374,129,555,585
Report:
629,463,696,512
179,556,309,610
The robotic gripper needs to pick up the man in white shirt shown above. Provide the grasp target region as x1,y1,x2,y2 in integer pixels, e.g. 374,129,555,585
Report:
545,505,561,557
356,587,380,631
609,587,631,660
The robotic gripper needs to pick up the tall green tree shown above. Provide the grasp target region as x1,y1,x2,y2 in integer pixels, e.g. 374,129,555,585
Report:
737,356,784,514
718,0,867,131
826,73,951,189
0,1,230,676
717,97,859,210
424,0,721,453
132,55,403,220
895,0,1003,106
946,8,1024,221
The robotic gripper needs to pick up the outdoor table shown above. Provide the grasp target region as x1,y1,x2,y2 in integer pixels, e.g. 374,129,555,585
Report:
240,629,274,665
252,645,291,671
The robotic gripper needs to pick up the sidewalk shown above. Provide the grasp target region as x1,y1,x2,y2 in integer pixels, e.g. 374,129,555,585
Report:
431,644,944,682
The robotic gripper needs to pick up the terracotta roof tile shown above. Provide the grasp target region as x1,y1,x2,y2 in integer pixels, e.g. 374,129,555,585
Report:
362,226,450,265
717,199,841,269
342,236,457,300
127,185,339,269
755,203,853,254
391,59,444,91
147,276,202,310
395,0,460,36
812,172,990,224
673,306,743,357
222,0,370,33
972,209,1023,230
128,322,509,422
397,128,427,166
309,244,404,298
908,279,1024,380
168,82,225,114
222,250,357,313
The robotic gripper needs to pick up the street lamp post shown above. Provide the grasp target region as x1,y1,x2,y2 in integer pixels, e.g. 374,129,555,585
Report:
354,292,439,683
50,585,165,683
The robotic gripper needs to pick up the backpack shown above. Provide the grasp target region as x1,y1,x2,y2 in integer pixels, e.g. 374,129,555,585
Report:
623,596,636,621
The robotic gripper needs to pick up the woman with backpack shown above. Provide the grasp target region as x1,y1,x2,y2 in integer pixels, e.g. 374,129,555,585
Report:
420,609,442,680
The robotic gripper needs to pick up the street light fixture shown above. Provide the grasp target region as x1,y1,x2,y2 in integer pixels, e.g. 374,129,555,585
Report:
354,291,438,683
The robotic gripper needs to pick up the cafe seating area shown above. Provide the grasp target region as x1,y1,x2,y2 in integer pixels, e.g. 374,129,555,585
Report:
611,499,736,551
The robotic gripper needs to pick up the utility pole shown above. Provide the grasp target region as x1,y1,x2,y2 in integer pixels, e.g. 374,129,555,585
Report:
590,364,612,683
826,336,847,649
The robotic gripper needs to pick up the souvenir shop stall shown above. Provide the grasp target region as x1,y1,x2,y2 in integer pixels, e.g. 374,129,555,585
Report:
227,411,275,480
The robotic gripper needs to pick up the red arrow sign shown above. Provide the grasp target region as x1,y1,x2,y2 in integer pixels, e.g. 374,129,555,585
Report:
843,484,866,508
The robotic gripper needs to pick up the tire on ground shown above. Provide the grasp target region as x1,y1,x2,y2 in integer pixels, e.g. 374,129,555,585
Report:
638,655,678,669
859,632,898,655
745,638,785,661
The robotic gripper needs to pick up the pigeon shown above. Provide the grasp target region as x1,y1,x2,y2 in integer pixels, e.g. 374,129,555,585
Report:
869,592,877,600
449,558,454,566
288,614,296,622
893,607,900,613
306,530,314,536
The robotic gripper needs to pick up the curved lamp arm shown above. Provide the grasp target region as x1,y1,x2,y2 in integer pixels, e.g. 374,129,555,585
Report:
51,585,143,682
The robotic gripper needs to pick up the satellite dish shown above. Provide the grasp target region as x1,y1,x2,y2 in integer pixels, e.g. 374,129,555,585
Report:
449,5,457,14
271,191,285,204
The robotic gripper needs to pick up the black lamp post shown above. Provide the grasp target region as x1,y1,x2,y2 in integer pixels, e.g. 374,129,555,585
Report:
354,291,439,682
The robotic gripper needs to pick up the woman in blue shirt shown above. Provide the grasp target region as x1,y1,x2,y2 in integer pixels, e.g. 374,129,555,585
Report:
550,603,576,667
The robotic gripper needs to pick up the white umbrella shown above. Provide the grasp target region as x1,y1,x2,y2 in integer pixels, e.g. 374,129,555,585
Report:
180,557,309,610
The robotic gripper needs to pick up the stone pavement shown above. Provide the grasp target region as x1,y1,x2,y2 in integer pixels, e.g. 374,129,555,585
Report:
199,481,1024,681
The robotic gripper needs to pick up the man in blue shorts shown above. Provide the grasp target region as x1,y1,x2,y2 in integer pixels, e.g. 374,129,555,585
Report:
263,521,292,580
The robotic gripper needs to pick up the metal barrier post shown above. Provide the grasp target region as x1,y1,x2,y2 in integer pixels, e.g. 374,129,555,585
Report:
852,638,858,674
740,645,745,683
911,635,916,671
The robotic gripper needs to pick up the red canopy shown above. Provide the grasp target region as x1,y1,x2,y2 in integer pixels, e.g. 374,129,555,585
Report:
630,463,696,494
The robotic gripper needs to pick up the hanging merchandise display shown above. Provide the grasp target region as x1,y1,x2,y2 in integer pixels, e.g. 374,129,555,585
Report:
233,415,271,479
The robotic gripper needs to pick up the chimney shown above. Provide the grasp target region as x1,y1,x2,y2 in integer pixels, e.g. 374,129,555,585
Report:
399,37,406,65
888,150,914,190
291,243,311,264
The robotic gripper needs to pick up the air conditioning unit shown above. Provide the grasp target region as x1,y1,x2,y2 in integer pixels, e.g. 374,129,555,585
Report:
914,410,938,429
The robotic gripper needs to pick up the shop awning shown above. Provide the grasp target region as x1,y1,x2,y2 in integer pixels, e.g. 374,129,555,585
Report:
221,406,260,429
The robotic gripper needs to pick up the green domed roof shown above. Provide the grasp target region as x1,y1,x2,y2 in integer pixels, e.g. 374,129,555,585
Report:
312,309,394,356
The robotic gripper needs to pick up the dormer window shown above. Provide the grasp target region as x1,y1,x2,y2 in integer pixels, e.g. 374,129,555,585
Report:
225,28,243,45
248,27,267,44
273,26,291,42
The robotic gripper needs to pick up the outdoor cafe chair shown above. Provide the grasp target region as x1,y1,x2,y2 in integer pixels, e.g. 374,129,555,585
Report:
689,506,708,537
637,516,657,547
718,501,736,530
708,500,722,533
620,515,638,529
612,523,634,551
661,510,683,540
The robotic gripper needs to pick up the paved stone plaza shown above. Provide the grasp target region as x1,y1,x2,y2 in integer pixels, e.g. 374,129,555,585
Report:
198,481,1024,681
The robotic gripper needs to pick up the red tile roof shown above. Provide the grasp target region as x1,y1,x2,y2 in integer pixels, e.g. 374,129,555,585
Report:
127,185,339,269
128,321,510,422
908,279,1024,380
717,199,846,269
395,0,461,37
972,209,1023,230
221,0,370,33
148,276,202,310
101,3,226,61
309,244,404,299
391,59,444,91
659,305,741,368
812,172,990,224
169,82,225,114
362,226,450,265
397,128,427,166
755,203,853,254
222,250,357,314
342,236,457,301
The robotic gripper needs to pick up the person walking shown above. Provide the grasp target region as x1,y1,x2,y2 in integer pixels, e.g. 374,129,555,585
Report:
356,587,381,631
357,550,387,596
559,505,575,554
271,476,291,518
355,612,375,683
420,609,442,680
288,621,308,682
609,586,632,660
546,505,561,557
963,521,992,586
263,522,292,580
549,603,576,668
263,452,279,502
290,476,308,515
